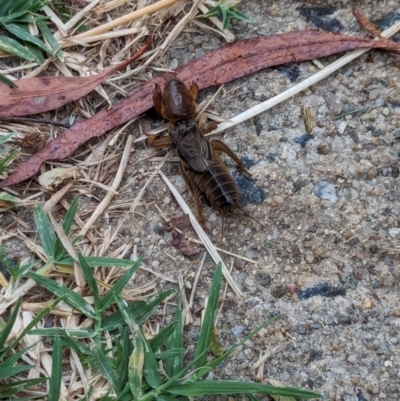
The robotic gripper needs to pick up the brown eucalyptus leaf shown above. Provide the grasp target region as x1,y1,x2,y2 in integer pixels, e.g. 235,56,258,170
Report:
0,38,151,118
1,29,400,188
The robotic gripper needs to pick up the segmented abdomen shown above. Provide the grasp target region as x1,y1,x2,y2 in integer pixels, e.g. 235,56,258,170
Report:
189,161,240,211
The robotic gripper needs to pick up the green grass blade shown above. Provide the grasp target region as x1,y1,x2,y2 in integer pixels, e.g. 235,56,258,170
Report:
113,384,132,401
103,289,174,331
221,6,230,30
61,336,91,357
128,332,144,399
48,336,62,401
227,8,255,23
193,314,281,381
159,348,209,392
92,343,121,393
194,262,222,370
201,6,220,18
16,260,38,277
33,204,56,259
114,293,162,389
0,378,45,397
0,73,17,88
156,395,180,401
10,295,66,348
166,289,183,378
62,197,79,234
142,336,162,388
0,35,35,60
0,244,15,272
154,348,185,360
0,150,19,175
25,40,45,65
0,0,16,15
54,197,79,260
29,327,96,339
0,365,33,379
149,321,177,352
58,256,140,268
0,297,21,349
3,22,52,55
167,381,321,398
78,254,100,311
28,272,96,318
116,327,132,389
0,132,15,144
101,258,142,311
36,19,62,59
2,343,37,367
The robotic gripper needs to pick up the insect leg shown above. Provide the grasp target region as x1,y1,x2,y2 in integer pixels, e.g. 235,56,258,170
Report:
179,162,208,230
237,204,265,228
220,209,225,241
210,139,252,176
152,83,163,116
189,82,199,102
148,134,174,148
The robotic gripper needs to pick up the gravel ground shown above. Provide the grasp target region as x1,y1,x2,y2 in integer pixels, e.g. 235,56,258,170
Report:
2,1,400,400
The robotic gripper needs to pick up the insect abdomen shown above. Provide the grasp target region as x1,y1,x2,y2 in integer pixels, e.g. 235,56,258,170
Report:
191,161,240,211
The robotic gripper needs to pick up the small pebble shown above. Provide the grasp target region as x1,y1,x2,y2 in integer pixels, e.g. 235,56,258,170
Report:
337,121,348,134
394,130,400,140
152,260,160,268
348,355,357,363
325,92,343,115
388,88,400,105
298,325,307,334
191,332,200,341
362,299,372,309
122,228,132,236
209,213,217,222
315,181,338,203
317,141,330,155
375,98,385,107
286,283,297,294
231,325,244,335
169,58,179,70
255,272,271,286
293,134,312,147
338,316,352,325
339,274,358,290
331,136,344,153
271,284,287,298
372,129,385,137
389,227,400,238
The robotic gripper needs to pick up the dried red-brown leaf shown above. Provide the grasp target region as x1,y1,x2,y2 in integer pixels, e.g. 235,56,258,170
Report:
164,214,191,232
171,231,198,256
2,29,400,188
353,8,382,37
0,38,151,118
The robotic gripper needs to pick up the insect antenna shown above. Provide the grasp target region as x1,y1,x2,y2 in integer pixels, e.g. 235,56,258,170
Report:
236,205,265,228
220,209,225,242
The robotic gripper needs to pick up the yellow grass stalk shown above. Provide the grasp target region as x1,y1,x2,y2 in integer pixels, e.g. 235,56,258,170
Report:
68,0,184,41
